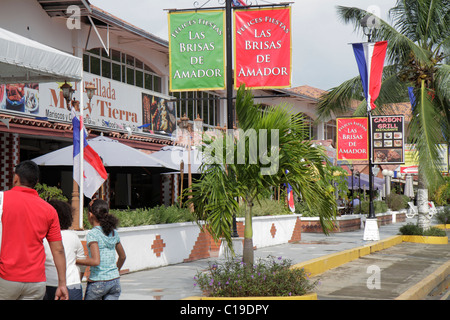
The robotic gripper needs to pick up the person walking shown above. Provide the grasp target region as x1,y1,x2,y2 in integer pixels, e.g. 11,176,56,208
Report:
44,199,86,300
0,160,68,300
77,199,126,300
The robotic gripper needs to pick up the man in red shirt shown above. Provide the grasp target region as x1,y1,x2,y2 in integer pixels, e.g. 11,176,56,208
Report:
0,160,69,300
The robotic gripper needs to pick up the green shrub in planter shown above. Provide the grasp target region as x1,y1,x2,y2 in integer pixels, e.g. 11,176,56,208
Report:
354,200,388,215
399,223,447,237
386,193,409,211
194,256,317,297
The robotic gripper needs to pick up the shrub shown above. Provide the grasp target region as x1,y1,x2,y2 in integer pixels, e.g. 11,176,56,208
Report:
83,205,194,229
399,223,446,237
236,199,291,217
35,183,68,202
435,206,450,225
355,200,388,215
194,255,317,297
386,193,409,211
399,223,424,235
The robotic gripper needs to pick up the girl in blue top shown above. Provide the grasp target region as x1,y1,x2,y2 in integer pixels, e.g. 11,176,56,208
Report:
77,199,126,300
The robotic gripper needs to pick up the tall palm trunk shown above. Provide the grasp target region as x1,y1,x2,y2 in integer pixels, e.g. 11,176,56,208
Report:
416,172,430,230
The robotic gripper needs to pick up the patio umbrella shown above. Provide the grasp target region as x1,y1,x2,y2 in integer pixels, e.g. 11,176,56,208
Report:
345,173,384,190
32,136,168,168
404,174,414,198
149,145,203,174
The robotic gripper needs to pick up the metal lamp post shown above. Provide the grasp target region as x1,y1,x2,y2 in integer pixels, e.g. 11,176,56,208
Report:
179,114,193,212
360,14,380,240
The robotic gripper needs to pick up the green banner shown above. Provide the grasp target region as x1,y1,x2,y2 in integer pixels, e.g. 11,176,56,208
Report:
168,10,225,91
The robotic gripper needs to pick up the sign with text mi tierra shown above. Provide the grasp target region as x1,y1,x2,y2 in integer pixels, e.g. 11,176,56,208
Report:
168,10,225,91
234,7,291,89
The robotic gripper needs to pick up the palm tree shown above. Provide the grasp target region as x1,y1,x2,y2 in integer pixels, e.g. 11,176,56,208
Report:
186,85,338,266
317,0,450,230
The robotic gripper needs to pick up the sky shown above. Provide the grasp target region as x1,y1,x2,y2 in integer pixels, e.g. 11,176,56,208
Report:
89,0,398,91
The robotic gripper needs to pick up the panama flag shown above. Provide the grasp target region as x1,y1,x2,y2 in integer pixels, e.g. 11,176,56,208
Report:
286,183,295,213
72,109,107,199
352,41,388,111
285,170,295,212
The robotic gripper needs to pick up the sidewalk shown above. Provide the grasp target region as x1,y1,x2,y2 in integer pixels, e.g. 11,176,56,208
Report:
115,218,449,300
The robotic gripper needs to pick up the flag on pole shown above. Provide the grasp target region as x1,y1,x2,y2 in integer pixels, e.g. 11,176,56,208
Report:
285,170,295,213
72,109,107,199
286,182,295,213
352,41,388,111
232,0,247,6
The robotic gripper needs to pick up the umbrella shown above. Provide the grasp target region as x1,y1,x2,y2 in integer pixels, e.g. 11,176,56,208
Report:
404,174,414,198
149,145,203,174
32,136,168,168
345,173,384,190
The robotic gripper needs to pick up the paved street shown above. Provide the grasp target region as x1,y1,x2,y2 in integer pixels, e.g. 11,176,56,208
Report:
112,218,449,300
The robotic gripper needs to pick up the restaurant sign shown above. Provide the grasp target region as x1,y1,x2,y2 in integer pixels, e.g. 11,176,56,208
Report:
371,115,404,164
168,10,226,91
0,73,177,136
234,7,291,89
336,117,368,161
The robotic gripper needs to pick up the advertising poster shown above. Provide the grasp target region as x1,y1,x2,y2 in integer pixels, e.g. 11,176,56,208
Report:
168,10,225,91
234,7,291,89
401,143,448,173
371,115,404,164
336,117,368,161
0,72,177,136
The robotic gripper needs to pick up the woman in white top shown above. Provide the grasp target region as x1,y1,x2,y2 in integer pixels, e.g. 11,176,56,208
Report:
44,199,86,300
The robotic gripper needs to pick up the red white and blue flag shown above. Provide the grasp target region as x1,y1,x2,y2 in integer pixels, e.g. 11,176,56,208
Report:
232,0,247,6
72,109,107,199
352,41,388,111
286,183,295,213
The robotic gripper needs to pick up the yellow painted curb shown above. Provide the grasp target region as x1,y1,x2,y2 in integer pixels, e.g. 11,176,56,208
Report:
402,235,448,244
395,260,450,300
292,236,402,277
201,292,318,300
435,224,450,230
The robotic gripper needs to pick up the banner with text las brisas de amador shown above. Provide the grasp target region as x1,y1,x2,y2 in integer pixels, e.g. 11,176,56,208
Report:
336,117,369,161
234,7,291,89
168,10,225,91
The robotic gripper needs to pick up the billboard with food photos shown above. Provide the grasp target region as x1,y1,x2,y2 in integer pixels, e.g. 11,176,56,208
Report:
371,115,404,164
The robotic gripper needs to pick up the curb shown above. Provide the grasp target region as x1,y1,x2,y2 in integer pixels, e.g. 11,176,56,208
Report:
395,260,450,300
291,235,403,277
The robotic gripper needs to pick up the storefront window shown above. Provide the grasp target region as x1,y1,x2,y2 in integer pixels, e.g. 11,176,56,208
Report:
172,91,220,128
83,48,163,93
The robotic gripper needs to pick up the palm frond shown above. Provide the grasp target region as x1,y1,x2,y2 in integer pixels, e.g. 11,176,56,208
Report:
408,80,444,189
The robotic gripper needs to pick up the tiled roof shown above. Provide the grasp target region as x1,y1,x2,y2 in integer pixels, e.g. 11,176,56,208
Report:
287,85,327,100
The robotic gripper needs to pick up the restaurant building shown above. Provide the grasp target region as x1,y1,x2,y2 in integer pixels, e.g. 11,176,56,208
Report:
0,0,343,209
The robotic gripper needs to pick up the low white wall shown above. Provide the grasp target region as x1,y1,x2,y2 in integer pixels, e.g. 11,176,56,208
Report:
77,214,301,273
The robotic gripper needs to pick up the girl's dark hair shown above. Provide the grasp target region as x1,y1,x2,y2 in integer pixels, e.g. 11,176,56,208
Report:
89,199,119,236
48,199,73,230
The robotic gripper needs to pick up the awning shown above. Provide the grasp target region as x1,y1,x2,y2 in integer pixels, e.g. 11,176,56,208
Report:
32,136,169,168
0,27,82,84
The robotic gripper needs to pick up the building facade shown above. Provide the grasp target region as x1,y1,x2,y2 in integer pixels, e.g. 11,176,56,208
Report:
0,0,338,210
